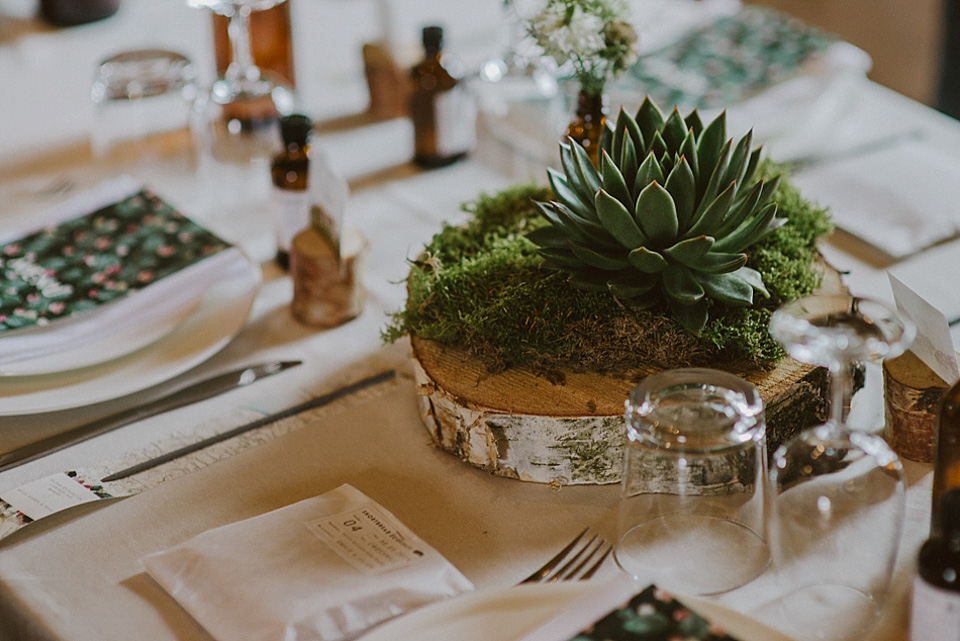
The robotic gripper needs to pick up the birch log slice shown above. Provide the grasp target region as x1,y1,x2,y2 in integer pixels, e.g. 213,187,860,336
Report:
412,261,846,485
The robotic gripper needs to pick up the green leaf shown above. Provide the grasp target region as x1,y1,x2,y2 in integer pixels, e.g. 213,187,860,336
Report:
666,296,709,335
717,180,763,238
720,129,753,195
686,250,748,274
713,201,779,253
696,271,755,306
634,182,679,247
741,146,762,186
569,136,603,196
635,97,664,148
684,109,704,138
607,271,658,298
569,241,629,270
649,130,668,161
537,247,583,268
596,189,648,248
735,265,770,297
665,156,697,232
600,151,633,211
696,139,732,216
696,110,727,190
679,129,699,185
662,264,704,302
633,152,665,195
527,225,570,249
663,235,714,264
559,143,594,205
685,180,737,238
620,138,639,191
547,168,593,219
661,107,687,153
628,246,668,273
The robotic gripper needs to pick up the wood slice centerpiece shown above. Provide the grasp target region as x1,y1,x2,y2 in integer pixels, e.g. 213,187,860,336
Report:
412,263,844,486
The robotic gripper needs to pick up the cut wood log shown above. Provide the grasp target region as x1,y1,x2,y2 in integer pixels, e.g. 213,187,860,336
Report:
411,262,846,485
883,349,951,463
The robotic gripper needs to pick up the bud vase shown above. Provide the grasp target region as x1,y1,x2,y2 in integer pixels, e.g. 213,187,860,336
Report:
565,89,608,166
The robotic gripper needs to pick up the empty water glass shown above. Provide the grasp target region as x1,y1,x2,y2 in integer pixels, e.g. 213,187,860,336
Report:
614,368,770,596
91,49,199,166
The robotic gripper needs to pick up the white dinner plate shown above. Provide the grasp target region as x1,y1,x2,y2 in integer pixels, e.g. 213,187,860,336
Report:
359,582,795,641
0,254,260,415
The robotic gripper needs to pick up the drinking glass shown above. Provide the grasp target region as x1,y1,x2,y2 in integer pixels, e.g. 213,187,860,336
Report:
188,0,295,163
614,368,770,596
766,294,915,641
91,49,199,166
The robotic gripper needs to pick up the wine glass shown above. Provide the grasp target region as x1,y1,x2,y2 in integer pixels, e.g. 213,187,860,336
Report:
765,295,915,641
188,0,295,163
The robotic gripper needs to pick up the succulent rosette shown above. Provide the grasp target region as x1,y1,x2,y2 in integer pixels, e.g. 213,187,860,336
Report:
528,96,784,335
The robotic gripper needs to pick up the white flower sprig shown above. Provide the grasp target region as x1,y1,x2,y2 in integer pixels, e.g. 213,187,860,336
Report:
527,0,638,96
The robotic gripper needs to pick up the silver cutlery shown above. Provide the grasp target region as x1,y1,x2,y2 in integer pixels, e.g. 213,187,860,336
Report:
519,527,611,584
0,360,301,473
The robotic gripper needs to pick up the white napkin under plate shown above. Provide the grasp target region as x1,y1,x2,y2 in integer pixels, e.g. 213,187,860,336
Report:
141,484,474,641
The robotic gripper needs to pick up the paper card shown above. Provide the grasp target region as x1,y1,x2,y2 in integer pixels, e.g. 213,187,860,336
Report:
889,273,960,384
0,472,104,521
307,147,349,256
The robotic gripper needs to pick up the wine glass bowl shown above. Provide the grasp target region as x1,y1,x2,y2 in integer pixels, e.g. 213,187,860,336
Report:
769,295,915,369
764,294,915,641
189,0,295,163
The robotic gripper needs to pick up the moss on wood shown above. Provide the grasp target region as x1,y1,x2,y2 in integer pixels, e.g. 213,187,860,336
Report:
384,163,832,373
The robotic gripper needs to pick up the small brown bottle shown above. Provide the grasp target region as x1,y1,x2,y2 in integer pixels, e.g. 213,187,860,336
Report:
933,381,960,536
911,489,960,639
270,114,312,270
409,25,475,167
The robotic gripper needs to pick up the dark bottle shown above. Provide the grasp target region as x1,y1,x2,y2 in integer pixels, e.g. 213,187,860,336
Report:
40,0,120,26
270,114,312,270
933,381,960,536
409,25,475,168
911,489,960,639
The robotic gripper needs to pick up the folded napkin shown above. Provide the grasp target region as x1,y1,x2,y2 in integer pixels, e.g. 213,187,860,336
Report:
141,484,474,641
789,139,960,260
0,177,239,367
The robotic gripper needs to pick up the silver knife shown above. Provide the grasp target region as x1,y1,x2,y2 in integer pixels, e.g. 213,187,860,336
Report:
0,360,301,474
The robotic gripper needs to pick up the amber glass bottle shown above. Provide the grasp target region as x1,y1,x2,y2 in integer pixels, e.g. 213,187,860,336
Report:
911,489,960,639
933,381,960,536
409,26,475,167
213,1,295,88
270,114,312,270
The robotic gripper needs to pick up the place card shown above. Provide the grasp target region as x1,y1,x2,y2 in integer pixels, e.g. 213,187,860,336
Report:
889,273,960,385
0,472,103,521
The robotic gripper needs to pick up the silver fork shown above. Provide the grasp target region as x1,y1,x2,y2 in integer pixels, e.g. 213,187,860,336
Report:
518,527,611,584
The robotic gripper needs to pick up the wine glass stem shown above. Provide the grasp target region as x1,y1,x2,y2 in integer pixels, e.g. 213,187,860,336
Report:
828,361,852,425
227,4,257,84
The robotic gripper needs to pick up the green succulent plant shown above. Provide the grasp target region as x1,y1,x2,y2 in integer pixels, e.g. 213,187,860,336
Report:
528,96,784,335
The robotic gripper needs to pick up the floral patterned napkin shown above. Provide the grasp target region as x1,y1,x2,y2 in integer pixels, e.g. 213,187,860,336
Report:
0,189,229,334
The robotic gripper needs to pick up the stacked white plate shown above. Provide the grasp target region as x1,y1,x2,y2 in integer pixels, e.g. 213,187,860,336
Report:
0,177,261,415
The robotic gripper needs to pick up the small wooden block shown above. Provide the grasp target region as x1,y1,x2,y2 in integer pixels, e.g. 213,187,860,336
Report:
290,227,366,328
883,349,951,462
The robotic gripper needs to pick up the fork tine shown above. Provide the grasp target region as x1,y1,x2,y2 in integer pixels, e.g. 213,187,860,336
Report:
547,534,600,582
519,527,589,584
578,543,611,580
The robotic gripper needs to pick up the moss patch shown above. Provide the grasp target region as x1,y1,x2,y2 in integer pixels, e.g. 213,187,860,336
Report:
384,165,832,373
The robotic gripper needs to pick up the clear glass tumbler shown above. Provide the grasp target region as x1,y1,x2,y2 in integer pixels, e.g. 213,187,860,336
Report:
91,49,199,166
614,368,769,596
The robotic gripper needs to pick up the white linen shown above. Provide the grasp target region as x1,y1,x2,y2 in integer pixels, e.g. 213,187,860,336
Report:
141,483,473,641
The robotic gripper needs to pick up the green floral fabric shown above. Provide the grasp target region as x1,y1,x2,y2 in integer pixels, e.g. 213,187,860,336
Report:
0,189,230,333
569,585,738,641
616,6,838,110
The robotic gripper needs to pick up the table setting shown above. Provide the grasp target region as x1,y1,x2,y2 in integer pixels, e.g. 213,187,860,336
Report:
1,0,960,640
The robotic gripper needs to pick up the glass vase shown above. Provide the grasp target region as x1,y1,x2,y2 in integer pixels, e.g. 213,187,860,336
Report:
565,88,607,166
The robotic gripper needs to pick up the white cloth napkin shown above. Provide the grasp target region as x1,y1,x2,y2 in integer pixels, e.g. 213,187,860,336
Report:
141,484,474,641
0,177,246,367
789,139,960,259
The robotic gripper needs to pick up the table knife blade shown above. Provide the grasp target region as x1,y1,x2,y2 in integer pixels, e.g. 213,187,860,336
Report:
0,359,301,474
